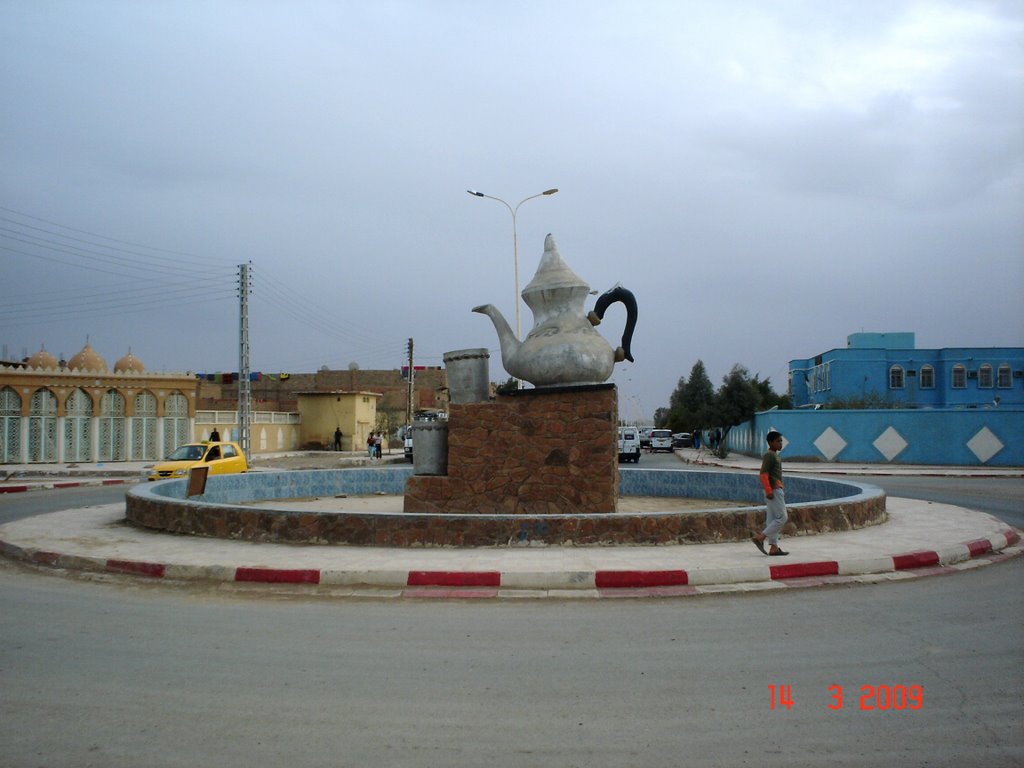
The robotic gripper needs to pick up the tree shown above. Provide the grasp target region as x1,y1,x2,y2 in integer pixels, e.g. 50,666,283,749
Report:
682,361,715,420
494,377,518,396
708,365,788,457
652,406,670,427
713,364,760,429
374,412,393,447
660,360,715,432
657,361,789,451
754,375,791,410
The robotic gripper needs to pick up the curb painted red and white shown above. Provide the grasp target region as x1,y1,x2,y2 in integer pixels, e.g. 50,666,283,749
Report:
1,528,1019,599
0,478,137,494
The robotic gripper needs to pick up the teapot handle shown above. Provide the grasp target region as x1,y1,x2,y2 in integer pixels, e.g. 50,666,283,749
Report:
589,286,637,363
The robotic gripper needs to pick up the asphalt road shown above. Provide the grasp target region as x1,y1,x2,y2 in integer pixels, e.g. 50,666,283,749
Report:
0,483,130,525
0,474,1022,767
0,468,1019,768
847,474,1024,528
1,553,1020,768
642,450,1024,526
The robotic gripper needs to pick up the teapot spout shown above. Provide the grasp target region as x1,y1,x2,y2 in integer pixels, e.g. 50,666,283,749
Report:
473,304,523,376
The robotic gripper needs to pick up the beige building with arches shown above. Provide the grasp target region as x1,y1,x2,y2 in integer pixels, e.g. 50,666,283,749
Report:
0,343,198,464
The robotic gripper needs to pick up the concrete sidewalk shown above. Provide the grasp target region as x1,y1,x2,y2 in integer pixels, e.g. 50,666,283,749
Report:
0,497,1019,599
671,447,1024,477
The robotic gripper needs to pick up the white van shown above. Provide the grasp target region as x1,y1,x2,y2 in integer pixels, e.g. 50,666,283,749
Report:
618,427,641,463
649,428,673,452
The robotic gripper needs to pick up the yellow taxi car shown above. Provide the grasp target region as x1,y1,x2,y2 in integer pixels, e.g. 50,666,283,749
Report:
147,441,248,482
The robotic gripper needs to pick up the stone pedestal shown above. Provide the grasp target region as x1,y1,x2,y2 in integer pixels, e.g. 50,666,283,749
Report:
404,384,618,515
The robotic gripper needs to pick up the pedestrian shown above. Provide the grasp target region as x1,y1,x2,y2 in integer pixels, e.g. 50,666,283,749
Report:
367,433,375,458
693,429,700,450
209,428,220,442
333,427,342,451
373,432,383,459
752,431,788,556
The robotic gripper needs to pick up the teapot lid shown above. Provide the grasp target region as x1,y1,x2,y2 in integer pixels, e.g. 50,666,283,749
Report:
522,234,590,297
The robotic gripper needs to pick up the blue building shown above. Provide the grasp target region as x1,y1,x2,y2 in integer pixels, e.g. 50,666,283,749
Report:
721,333,1023,466
788,332,1024,409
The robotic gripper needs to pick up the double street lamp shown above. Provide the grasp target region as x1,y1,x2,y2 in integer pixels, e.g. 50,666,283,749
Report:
467,187,559,341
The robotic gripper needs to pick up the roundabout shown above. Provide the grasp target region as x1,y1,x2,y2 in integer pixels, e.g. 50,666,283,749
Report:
124,467,887,547
1,453,1020,598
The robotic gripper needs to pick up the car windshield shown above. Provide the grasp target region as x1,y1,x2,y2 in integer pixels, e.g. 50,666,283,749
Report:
166,445,205,461
652,430,671,438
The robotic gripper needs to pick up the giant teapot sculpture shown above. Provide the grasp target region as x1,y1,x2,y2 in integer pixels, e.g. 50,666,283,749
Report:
474,234,637,388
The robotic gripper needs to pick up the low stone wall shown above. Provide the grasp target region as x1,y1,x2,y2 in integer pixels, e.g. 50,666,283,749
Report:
404,385,619,514
126,468,886,547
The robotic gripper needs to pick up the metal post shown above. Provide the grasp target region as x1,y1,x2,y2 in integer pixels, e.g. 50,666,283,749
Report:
466,188,558,342
238,262,251,461
406,338,414,426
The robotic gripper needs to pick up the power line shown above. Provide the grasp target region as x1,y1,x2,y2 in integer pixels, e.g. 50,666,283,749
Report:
0,206,234,264
1,206,422,372
0,231,230,279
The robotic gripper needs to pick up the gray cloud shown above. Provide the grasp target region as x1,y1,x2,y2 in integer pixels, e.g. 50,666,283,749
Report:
1,0,1021,417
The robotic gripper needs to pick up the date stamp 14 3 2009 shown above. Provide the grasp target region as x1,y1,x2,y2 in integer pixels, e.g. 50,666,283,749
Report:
769,684,923,711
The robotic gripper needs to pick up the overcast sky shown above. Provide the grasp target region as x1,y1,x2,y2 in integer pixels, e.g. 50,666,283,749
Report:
2,0,1021,422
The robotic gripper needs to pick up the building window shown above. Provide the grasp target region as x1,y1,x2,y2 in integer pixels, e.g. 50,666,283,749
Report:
952,364,966,389
978,364,993,388
889,365,904,389
997,364,1011,389
919,365,935,389
1,386,22,464
163,392,189,456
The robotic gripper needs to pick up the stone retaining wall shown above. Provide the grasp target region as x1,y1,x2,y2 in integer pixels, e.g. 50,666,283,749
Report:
404,385,619,514
126,468,886,547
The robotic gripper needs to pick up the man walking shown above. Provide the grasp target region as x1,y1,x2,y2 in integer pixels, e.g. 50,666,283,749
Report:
752,431,788,556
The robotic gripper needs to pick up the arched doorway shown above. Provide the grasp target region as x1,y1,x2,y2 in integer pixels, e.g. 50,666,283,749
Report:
63,388,93,462
28,388,58,463
1,386,21,463
131,390,158,460
163,392,189,455
98,389,126,461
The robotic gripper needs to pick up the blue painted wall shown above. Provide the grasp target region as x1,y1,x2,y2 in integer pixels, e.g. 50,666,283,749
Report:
726,407,1023,467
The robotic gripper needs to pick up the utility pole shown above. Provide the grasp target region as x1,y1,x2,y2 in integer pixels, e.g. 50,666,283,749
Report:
406,338,414,426
238,262,252,461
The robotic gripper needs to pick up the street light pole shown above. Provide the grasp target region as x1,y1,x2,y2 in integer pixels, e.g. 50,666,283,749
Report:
467,188,558,341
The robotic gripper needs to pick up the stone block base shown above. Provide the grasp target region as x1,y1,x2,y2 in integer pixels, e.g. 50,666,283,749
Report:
404,384,618,514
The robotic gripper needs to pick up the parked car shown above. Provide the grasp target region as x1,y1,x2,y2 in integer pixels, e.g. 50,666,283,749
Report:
402,426,414,462
148,441,248,481
638,427,654,449
617,427,641,463
672,432,692,448
649,429,674,452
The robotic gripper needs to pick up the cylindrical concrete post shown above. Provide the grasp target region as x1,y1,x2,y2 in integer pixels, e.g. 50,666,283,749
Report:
443,348,490,404
412,421,448,475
